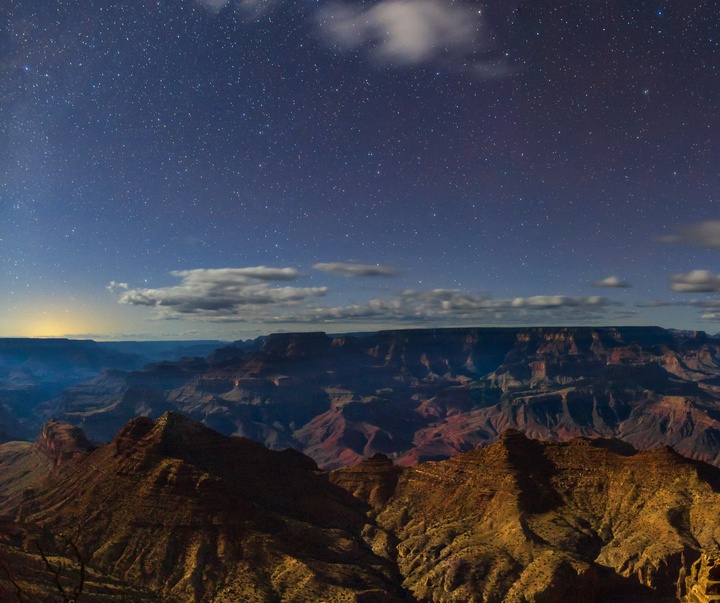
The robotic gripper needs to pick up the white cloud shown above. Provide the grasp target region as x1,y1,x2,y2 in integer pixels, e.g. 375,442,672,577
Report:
106,281,129,292
172,267,298,283
113,267,619,326
670,270,720,293
593,276,630,288
313,262,399,277
266,290,616,325
115,267,326,320
657,220,720,249
318,0,492,68
510,295,607,309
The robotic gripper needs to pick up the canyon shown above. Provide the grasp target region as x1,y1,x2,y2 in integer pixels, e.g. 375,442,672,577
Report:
2,413,720,601
37,326,720,470
4,326,720,600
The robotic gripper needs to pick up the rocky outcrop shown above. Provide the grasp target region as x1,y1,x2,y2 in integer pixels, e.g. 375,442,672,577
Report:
37,418,94,466
334,430,720,603
683,548,720,602
330,452,403,510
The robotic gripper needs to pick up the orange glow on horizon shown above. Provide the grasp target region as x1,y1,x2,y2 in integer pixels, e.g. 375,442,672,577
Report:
0,298,121,339
23,315,93,338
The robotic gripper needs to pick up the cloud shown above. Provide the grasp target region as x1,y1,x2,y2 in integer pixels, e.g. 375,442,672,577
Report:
313,262,400,277
692,300,720,310
196,0,280,18
172,267,298,282
106,281,129,292
593,276,630,288
114,267,619,326
115,267,327,320
670,270,720,293
318,0,503,73
663,299,720,322
267,290,617,325
635,300,676,308
657,220,720,249
509,295,608,309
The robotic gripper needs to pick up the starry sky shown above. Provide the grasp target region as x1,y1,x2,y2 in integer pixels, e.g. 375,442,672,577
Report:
2,0,720,340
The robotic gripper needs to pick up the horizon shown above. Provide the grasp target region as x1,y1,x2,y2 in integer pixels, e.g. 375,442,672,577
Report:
3,322,718,343
3,1,720,340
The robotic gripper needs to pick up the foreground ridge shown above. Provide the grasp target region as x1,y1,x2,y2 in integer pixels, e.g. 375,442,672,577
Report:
2,415,720,601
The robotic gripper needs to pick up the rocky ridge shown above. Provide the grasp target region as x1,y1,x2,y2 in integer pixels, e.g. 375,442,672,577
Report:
3,416,720,601
334,430,718,602
1,414,409,603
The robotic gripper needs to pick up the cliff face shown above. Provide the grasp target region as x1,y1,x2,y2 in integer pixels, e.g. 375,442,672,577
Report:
37,418,94,466
4,416,720,602
46,326,720,469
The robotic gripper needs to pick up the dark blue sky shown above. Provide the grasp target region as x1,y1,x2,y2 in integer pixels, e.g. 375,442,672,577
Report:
2,0,719,339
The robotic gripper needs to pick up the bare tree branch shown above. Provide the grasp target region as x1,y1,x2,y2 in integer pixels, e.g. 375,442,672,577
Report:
0,560,27,603
36,540,70,601
59,534,85,602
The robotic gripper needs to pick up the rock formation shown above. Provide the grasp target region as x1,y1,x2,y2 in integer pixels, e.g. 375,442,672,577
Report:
333,429,718,602
683,548,720,603
37,418,94,466
45,327,720,470
3,415,720,601
0,337,228,442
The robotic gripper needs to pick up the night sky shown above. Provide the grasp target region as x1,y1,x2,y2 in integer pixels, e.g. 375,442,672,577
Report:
2,0,720,340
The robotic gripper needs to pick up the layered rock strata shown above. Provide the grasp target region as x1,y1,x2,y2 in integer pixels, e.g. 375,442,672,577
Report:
47,327,720,470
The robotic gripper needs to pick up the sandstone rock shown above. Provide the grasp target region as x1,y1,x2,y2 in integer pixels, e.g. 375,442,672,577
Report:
37,418,94,466
684,548,720,602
